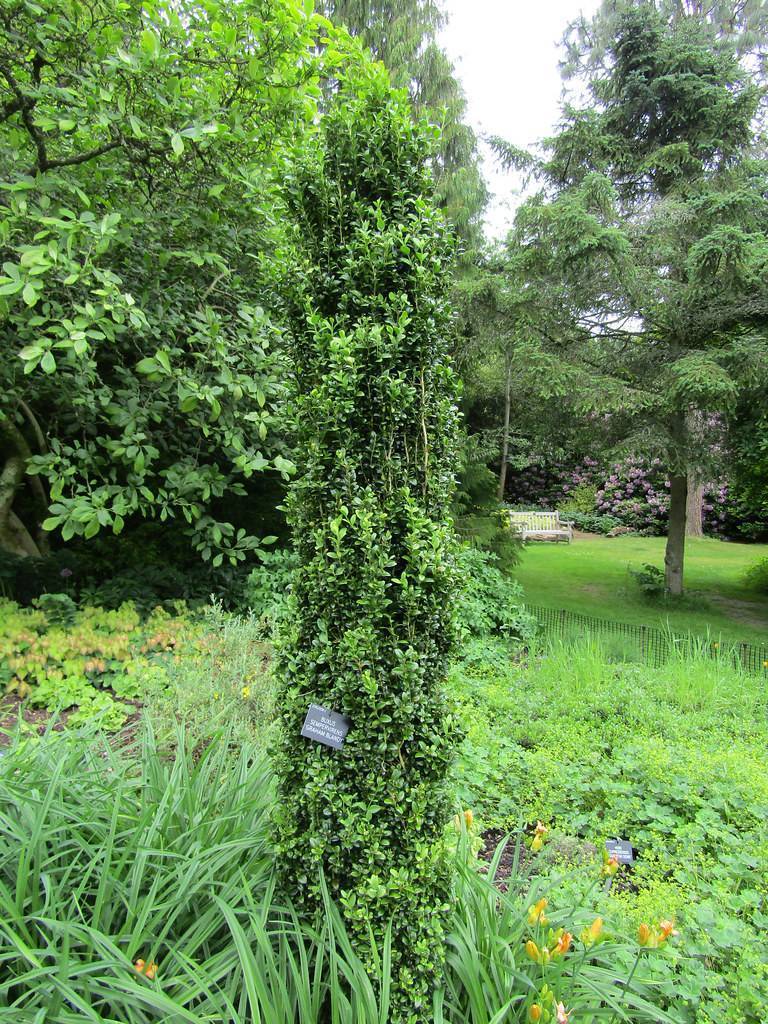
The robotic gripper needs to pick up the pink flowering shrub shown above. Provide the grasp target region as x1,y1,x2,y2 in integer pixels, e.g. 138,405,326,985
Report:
506,456,730,536
595,458,669,532
505,457,603,510
595,458,729,535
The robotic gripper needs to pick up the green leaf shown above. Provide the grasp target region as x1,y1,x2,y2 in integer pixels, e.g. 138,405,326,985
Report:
136,357,159,374
155,350,171,373
273,455,296,476
22,283,38,307
140,29,160,57
20,249,45,267
84,519,101,539
18,345,42,362
171,133,184,157
40,351,56,374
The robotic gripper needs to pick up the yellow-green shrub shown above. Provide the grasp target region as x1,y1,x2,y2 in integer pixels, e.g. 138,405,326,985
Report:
0,599,194,727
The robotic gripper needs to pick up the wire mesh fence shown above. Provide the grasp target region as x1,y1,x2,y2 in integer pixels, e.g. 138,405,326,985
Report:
527,604,768,675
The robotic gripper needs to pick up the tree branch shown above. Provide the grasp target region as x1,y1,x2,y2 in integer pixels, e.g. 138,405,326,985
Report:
43,140,122,171
0,57,122,173
1,414,50,552
15,398,47,454
0,59,47,170
0,96,22,123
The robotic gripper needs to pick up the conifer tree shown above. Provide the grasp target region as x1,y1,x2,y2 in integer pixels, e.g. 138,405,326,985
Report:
509,5,768,593
563,0,768,79
274,76,460,1021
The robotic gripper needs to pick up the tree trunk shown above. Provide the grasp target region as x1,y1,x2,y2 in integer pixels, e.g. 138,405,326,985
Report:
497,355,512,502
665,474,688,595
0,415,48,556
7,509,41,557
686,474,704,538
0,453,41,557
684,408,704,539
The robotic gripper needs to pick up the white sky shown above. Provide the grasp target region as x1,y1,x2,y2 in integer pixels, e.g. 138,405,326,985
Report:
439,0,601,239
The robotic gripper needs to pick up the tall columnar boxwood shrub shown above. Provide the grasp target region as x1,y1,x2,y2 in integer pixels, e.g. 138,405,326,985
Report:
273,82,461,1021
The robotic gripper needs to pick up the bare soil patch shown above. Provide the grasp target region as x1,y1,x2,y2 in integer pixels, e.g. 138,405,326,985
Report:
706,593,768,632
0,695,142,750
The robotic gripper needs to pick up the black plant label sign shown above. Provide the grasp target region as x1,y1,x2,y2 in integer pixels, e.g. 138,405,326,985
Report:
301,703,351,750
606,838,634,864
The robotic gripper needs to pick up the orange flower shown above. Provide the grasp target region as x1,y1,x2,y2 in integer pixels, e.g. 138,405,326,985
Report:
527,898,549,926
531,821,548,853
556,1002,570,1023
600,848,620,877
638,919,678,949
581,917,603,947
553,931,573,957
529,1005,543,1022
134,958,158,980
453,809,475,833
525,940,551,964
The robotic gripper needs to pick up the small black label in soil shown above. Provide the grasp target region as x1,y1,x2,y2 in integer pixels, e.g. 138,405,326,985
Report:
606,839,634,864
301,703,351,749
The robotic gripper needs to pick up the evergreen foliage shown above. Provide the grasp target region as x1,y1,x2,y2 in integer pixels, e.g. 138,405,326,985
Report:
727,395,768,538
563,0,768,79
455,256,578,501
318,0,487,247
503,5,768,593
273,79,460,1021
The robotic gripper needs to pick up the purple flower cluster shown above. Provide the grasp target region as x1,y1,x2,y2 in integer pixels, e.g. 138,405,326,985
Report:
505,456,603,509
595,457,669,531
595,459,729,534
703,482,730,535
506,455,731,536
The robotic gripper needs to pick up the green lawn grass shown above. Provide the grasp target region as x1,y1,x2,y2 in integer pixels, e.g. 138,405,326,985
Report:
512,534,768,644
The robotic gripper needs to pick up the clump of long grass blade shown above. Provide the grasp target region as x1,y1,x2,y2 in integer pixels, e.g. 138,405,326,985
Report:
0,725,394,1023
0,722,275,1020
442,835,677,1024
0,725,680,1022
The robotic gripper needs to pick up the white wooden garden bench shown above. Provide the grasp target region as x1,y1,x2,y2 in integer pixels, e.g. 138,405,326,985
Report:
508,510,574,543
